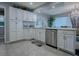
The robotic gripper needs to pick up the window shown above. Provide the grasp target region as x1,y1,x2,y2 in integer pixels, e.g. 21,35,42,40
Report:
0,15,4,26
53,17,72,28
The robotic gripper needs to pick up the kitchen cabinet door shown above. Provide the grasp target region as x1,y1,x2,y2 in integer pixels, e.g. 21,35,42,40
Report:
9,20,17,32
29,29,35,39
35,29,40,40
17,31,23,40
23,11,28,21
64,34,75,53
23,29,35,40
57,30,64,49
17,9,24,21
28,12,34,21
9,19,17,42
23,29,30,39
40,29,45,42
9,7,17,20
16,20,23,31
16,20,23,40
9,31,17,42
34,29,38,40
35,29,45,42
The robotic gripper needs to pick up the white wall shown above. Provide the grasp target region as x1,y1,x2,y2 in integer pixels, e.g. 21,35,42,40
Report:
34,3,79,16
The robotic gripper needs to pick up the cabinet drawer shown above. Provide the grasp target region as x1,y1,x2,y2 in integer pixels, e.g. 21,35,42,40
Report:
64,31,75,35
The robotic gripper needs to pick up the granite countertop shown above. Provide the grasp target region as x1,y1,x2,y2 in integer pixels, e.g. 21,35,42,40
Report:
45,27,77,30
33,27,77,30
23,27,77,30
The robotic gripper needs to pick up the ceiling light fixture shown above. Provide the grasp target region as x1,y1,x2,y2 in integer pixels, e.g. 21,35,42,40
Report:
52,6,55,8
29,2,33,5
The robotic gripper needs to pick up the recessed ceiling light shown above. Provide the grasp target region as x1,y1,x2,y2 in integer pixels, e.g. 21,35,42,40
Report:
29,2,33,5
52,6,55,8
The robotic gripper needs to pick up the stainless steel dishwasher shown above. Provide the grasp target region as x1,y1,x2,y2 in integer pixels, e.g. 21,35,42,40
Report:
46,29,57,47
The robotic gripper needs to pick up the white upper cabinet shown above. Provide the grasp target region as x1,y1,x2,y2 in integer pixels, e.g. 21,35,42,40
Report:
17,9,24,21
26,12,36,21
23,11,28,21
9,7,24,20
9,6,36,21
9,7,17,20
29,13,34,21
27,12,32,21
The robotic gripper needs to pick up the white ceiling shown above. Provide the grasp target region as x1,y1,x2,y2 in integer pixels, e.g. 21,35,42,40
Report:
12,2,79,16
34,2,79,16
13,2,46,9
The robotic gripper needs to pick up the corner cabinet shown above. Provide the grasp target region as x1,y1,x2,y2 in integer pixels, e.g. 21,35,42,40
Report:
57,30,76,54
23,28,35,40
35,29,45,43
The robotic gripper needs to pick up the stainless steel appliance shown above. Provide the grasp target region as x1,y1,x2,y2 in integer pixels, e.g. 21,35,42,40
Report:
46,29,57,47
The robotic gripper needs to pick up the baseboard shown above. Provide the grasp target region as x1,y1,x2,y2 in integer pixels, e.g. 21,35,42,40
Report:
6,39,30,44
58,48,75,56
46,44,57,49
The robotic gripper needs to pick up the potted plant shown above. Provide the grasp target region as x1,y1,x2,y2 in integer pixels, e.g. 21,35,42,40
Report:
48,16,55,27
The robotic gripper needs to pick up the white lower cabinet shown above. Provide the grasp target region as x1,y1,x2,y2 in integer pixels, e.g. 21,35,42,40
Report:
57,30,64,49
9,31,17,42
23,29,30,39
57,30,76,54
35,29,45,42
64,34,75,53
9,20,17,42
17,31,23,40
40,29,45,42
23,29,35,40
24,28,45,42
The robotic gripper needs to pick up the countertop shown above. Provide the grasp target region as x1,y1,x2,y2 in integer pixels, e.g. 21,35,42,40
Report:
45,27,77,30
24,27,77,30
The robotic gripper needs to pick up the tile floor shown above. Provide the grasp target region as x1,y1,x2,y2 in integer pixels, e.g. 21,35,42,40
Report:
0,40,72,56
